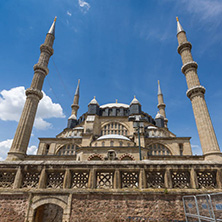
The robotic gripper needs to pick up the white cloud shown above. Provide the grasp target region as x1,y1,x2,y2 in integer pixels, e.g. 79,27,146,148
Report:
191,144,203,155
0,139,37,161
0,86,65,130
27,145,37,155
0,139,12,161
78,0,90,13
67,11,72,16
178,0,222,25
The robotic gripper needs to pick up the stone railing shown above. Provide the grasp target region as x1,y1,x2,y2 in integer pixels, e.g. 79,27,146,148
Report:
0,161,221,191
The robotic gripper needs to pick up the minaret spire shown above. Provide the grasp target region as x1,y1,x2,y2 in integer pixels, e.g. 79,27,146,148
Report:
48,16,57,36
176,17,221,160
157,80,168,128
67,80,80,128
176,17,184,35
7,17,57,160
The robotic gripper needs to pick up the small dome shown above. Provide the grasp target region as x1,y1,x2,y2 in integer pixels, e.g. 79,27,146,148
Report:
147,126,158,130
130,96,140,105
88,96,99,106
97,134,130,141
155,112,164,119
68,114,77,120
100,103,129,109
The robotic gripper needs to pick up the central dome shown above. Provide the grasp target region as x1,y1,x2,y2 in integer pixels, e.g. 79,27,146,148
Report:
100,103,129,109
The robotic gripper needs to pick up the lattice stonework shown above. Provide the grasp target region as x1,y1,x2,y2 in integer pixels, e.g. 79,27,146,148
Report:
0,171,16,188
22,172,40,188
146,171,164,188
71,172,89,188
171,171,190,188
47,172,64,189
121,172,139,188
197,171,216,188
96,172,114,189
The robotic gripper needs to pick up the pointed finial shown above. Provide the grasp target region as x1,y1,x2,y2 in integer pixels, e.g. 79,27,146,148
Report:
176,16,185,35
158,80,162,95
75,79,80,96
89,96,99,106
48,16,57,36
130,95,140,105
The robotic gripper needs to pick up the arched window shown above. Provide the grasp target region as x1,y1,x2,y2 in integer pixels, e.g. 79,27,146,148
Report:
147,144,171,156
56,144,77,155
101,123,128,136
88,154,103,161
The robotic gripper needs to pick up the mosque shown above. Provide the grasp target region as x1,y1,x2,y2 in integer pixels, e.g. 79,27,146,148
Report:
0,17,221,222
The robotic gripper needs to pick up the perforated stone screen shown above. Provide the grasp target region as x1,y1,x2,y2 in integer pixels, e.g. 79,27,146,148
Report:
121,171,139,188
0,171,16,188
96,172,114,189
71,172,89,189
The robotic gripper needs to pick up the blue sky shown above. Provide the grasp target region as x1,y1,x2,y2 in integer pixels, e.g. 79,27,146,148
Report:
0,0,222,160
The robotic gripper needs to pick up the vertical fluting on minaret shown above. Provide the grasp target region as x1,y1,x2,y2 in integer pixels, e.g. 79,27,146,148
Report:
71,79,80,117
7,17,57,161
157,80,168,128
176,17,221,160
67,80,80,128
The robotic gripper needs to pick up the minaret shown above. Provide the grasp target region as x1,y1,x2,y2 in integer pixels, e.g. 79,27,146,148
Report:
67,80,80,128
157,80,168,128
176,17,221,160
7,17,57,161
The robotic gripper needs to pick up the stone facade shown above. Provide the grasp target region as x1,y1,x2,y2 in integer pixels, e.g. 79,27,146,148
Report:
0,18,222,222
0,194,29,222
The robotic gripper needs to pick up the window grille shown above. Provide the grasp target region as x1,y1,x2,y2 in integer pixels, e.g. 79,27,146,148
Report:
57,144,77,155
101,123,128,136
46,172,64,189
121,172,139,188
197,171,216,188
0,171,16,188
171,171,190,188
71,172,89,188
96,172,114,189
147,144,171,156
146,171,164,188
22,172,40,188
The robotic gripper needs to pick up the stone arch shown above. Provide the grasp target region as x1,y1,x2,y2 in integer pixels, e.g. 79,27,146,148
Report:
55,143,80,155
119,153,135,161
146,142,172,156
88,153,104,161
34,203,63,222
101,121,129,136
31,197,67,210
27,196,69,222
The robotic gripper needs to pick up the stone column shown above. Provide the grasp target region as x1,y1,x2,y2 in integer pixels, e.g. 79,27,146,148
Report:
139,168,146,189
164,168,172,188
63,169,71,189
190,168,198,189
216,168,222,189
13,167,23,189
114,169,121,189
176,18,221,160
7,18,56,161
38,168,47,189
88,168,96,189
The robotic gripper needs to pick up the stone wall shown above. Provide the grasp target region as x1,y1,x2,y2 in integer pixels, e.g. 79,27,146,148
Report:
70,193,185,222
0,194,28,222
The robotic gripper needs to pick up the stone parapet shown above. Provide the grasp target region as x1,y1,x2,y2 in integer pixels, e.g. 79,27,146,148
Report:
0,161,221,191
